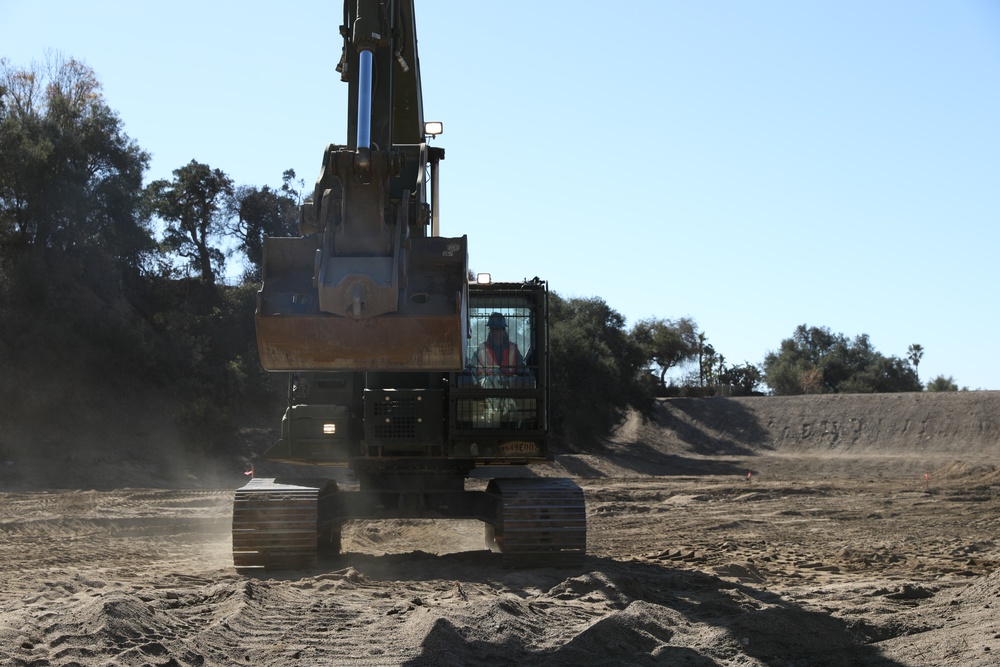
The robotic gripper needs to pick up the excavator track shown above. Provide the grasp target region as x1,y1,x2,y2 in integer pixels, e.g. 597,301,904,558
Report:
232,478,326,569
486,478,587,567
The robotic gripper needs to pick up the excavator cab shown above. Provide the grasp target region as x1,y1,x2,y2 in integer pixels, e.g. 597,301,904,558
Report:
449,280,549,461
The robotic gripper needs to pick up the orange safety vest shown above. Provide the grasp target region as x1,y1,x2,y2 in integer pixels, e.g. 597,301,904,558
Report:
477,341,521,376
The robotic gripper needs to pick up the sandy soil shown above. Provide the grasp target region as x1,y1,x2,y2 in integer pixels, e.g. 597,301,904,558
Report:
2,392,1000,666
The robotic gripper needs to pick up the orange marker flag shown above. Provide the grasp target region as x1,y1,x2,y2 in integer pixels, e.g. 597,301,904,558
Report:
245,464,254,477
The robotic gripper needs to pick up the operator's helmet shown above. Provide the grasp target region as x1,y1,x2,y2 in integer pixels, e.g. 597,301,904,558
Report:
487,312,507,330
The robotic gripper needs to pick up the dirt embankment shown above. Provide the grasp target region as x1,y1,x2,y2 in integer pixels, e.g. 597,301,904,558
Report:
665,392,999,455
552,392,1000,481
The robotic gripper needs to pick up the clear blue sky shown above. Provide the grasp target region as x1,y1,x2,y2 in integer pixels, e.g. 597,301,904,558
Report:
4,1,999,390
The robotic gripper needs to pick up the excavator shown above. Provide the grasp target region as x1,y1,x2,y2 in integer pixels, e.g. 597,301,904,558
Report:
231,0,586,568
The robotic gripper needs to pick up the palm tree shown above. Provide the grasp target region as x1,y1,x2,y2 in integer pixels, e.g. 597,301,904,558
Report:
907,344,924,375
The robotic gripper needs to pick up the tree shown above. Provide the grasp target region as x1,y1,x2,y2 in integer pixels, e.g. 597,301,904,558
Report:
630,316,698,389
227,169,300,282
549,294,649,445
696,332,709,386
722,362,763,395
706,350,724,387
763,325,921,395
907,344,924,377
147,160,233,284
926,375,959,392
0,54,153,287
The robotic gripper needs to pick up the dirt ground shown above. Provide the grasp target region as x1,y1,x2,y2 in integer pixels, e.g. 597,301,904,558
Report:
2,392,1000,666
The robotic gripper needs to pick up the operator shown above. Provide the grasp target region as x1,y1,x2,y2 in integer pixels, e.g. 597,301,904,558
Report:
472,312,527,382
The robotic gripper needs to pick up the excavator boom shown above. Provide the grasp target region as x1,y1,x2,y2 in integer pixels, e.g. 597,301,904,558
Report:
255,0,466,371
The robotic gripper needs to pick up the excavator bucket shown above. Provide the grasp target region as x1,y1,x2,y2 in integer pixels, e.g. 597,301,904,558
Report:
256,234,468,372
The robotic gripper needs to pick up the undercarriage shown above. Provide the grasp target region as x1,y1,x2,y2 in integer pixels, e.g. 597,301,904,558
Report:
232,473,586,568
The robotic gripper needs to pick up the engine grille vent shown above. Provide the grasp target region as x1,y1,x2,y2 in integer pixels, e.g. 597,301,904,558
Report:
372,397,416,440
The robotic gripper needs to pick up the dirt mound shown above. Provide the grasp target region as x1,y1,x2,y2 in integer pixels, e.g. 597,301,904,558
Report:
930,460,1000,483
548,392,1000,480
631,392,1000,456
